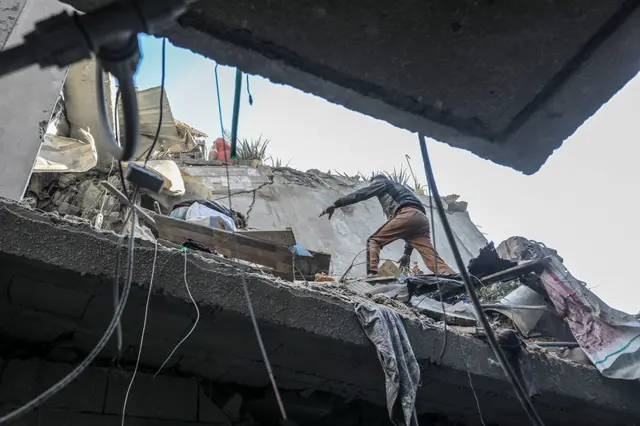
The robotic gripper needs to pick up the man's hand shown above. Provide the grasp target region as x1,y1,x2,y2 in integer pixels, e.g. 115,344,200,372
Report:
320,205,337,220
398,254,411,268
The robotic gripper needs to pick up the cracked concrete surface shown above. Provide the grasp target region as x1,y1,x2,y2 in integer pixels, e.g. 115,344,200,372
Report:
1,198,640,424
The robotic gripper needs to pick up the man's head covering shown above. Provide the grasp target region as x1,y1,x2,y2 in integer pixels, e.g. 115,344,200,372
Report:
370,174,388,182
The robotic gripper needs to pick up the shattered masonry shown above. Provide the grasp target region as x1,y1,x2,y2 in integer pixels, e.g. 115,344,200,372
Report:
4,66,640,425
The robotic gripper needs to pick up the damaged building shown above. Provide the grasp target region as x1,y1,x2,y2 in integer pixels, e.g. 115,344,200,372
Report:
0,59,639,425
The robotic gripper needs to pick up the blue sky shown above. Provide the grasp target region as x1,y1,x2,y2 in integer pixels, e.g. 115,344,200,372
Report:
134,35,640,313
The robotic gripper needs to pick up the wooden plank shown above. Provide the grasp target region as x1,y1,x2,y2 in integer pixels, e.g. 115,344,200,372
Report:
155,215,294,277
238,229,296,246
158,227,293,274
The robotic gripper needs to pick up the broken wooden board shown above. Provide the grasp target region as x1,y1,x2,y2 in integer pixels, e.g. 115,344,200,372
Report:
155,215,329,280
238,229,296,246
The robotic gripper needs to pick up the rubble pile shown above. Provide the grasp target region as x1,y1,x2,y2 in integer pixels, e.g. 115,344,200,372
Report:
25,170,126,231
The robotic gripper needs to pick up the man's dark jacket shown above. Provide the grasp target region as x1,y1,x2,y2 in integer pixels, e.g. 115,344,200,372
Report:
332,175,426,256
333,175,425,218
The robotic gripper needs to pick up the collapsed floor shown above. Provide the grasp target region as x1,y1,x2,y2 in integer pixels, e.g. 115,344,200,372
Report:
1,198,640,426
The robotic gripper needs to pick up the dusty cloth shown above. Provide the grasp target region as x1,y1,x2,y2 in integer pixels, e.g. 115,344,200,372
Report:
355,302,420,426
367,207,455,275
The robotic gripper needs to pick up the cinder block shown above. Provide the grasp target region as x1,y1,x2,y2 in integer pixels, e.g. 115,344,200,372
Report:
5,309,78,343
9,275,92,318
178,356,228,381
105,371,198,421
0,403,37,426
198,385,231,425
40,362,108,412
0,359,108,412
0,359,40,404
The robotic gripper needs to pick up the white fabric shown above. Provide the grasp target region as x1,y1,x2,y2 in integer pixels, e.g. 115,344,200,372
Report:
185,202,236,232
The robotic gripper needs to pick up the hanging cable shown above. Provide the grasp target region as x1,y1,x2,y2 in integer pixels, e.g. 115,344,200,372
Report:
214,63,225,137
121,238,159,426
95,40,141,162
154,248,200,376
246,74,253,105
0,206,138,425
219,67,288,421
427,178,448,362
417,134,544,426
113,88,130,200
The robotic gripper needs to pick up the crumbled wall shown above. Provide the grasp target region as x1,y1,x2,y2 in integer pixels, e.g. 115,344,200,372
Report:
196,166,488,276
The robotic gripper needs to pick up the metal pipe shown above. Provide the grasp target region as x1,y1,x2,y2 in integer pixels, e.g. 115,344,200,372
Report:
229,68,243,159
482,304,549,311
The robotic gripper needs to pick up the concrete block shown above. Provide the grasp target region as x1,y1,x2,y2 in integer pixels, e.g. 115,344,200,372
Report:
177,356,228,381
5,310,76,343
0,359,107,412
9,275,92,318
0,359,40,404
39,362,108,412
0,403,37,426
105,371,198,421
198,385,231,425
0,0,69,200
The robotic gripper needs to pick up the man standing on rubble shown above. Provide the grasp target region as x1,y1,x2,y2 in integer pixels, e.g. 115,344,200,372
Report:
320,174,456,276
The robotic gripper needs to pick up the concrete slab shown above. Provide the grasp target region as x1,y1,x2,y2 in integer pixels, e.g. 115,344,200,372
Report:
1,198,640,425
0,0,69,200
62,0,640,173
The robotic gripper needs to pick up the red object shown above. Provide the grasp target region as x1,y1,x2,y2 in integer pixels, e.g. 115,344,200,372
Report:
214,138,233,163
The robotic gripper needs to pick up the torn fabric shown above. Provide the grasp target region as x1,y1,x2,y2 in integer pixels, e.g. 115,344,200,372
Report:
354,302,419,426
540,256,640,379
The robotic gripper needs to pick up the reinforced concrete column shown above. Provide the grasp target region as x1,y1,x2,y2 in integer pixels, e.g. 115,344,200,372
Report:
0,0,69,200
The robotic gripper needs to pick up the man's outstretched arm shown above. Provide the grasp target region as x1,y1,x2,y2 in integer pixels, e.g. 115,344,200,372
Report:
333,179,386,208
320,178,386,219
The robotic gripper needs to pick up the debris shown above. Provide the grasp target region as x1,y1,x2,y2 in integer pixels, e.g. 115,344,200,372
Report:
378,260,400,277
123,160,185,196
561,347,593,366
410,261,423,276
483,285,548,337
314,273,335,282
467,242,517,279
477,280,520,303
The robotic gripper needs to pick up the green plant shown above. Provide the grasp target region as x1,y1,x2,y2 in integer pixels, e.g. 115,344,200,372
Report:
405,154,425,192
235,135,271,161
267,156,291,168
383,165,411,187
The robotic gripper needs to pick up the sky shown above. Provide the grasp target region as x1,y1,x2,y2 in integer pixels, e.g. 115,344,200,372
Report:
134,35,640,314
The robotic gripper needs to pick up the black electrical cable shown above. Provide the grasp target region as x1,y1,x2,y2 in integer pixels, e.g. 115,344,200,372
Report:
0,206,138,425
427,180,448,362
417,134,545,426
143,37,167,167
114,88,130,201
96,63,140,161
